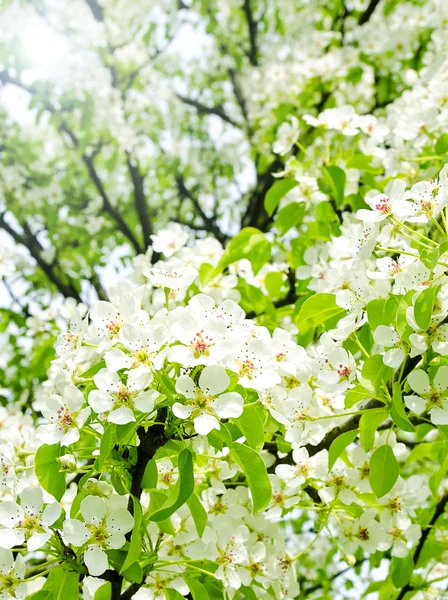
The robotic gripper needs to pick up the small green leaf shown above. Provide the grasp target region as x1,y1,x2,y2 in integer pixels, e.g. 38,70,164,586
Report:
164,590,185,600
231,442,272,514
94,583,111,600
98,424,117,468
187,494,207,538
414,285,440,330
233,403,267,451
328,429,359,471
419,247,439,270
296,293,346,331
275,202,305,236
121,496,142,573
360,410,389,452
322,165,346,207
219,228,271,275
265,179,299,216
35,444,66,501
142,459,158,489
149,449,194,522
369,445,399,498
344,385,373,408
79,360,106,379
361,355,393,394
366,296,400,329
40,567,79,600
390,382,415,433
435,133,448,155
184,577,210,600
390,554,413,587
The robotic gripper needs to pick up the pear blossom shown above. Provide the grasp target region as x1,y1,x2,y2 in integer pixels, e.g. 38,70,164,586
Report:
273,116,300,154
88,368,159,424
150,223,189,257
373,325,407,368
0,487,61,551
356,179,413,222
406,367,448,424
173,366,243,435
0,549,28,599
63,495,134,576
36,385,90,446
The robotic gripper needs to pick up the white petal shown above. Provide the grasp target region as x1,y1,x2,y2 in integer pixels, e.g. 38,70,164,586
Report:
133,390,158,413
84,545,108,576
212,393,244,418
175,375,196,399
172,403,193,419
108,406,135,425
434,366,448,392
63,519,90,546
0,529,24,549
407,370,430,395
27,531,51,552
36,424,64,445
104,349,132,372
42,503,61,526
0,548,13,574
374,326,399,347
21,488,43,516
106,510,134,535
430,407,448,425
80,496,106,525
384,348,405,369
93,369,121,393
0,502,23,527
63,386,84,411
88,390,113,413
404,395,426,415
199,366,230,395
193,413,220,435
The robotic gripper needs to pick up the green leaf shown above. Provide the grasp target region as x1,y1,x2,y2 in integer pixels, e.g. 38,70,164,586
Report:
369,445,400,498
296,293,346,331
264,179,299,216
344,385,373,408
184,577,210,600
164,590,185,600
98,424,117,468
94,583,111,600
360,410,388,452
142,459,158,489
275,202,305,236
322,165,346,207
233,403,267,451
35,444,66,501
366,296,400,329
79,360,106,379
231,442,271,514
41,567,79,600
121,496,142,574
219,228,271,275
187,494,207,538
390,382,415,433
149,449,194,522
328,429,359,471
419,247,440,270
435,133,448,155
390,554,413,587
414,285,440,330
361,355,393,394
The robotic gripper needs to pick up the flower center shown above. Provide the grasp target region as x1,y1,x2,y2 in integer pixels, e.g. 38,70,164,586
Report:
375,196,390,214
190,331,214,358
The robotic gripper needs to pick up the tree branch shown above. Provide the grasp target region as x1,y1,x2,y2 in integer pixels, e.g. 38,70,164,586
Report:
176,94,240,128
85,0,104,21
241,0,259,67
175,175,228,244
358,0,381,25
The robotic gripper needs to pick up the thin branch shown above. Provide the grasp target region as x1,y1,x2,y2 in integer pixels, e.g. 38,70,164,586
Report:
358,0,381,25
175,175,228,244
85,0,104,21
0,213,82,302
176,94,241,128
395,491,448,600
241,0,259,67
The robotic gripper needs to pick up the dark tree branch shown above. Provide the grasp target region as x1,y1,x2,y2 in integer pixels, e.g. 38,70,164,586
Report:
395,491,448,600
0,213,82,302
176,94,240,128
241,0,259,67
175,175,228,244
358,0,381,25
85,0,104,21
